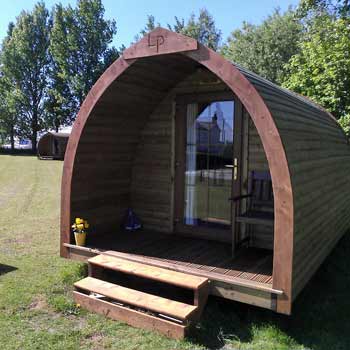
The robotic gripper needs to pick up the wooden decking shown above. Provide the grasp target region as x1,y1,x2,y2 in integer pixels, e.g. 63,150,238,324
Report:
84,231,273,287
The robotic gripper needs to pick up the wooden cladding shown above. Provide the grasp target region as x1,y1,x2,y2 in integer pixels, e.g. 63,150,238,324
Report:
130,96,174,233
69,55,198,241
130,68,234,233
248,75,350,304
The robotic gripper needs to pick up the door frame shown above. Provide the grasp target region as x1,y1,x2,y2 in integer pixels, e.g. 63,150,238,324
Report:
173,91,244,243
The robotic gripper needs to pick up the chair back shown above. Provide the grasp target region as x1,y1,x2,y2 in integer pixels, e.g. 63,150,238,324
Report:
248,171,273,210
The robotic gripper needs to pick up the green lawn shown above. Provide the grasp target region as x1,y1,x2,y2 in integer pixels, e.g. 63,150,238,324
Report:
1,154,350,349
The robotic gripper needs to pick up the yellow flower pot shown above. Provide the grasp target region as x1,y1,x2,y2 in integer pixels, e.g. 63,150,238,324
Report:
74,232,86,246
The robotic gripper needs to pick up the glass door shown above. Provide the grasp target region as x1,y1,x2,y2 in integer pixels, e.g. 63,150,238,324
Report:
175,98,238,241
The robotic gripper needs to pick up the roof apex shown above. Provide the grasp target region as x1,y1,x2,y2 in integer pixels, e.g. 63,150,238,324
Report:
123,27,198,60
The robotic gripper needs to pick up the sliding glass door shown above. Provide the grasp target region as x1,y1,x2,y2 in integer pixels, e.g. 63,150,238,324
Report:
174,95,240,241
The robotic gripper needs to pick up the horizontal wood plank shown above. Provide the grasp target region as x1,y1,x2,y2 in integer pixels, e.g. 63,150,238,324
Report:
89,254,208,290
74,277,198,320
73,291,187,339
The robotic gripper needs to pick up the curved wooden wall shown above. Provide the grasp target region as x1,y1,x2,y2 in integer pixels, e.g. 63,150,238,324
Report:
242,69,350,301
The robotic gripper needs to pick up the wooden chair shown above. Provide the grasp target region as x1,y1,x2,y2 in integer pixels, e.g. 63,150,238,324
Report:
230,171,274,255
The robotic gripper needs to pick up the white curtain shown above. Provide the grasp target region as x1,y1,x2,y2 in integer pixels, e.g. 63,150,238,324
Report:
184,103,198,225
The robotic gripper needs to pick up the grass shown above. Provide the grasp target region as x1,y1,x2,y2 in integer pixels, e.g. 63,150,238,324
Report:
1,154,350,349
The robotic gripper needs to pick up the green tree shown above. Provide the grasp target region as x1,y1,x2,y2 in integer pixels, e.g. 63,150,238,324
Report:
134,15,160,42
168,9,222,51
136,9,221,51
283,15,350,119
1,2,51,152
338,114,350,136
0,74,20,150
297,0,350,18
221,8,302,84
0,23,16,149
49,0,118,123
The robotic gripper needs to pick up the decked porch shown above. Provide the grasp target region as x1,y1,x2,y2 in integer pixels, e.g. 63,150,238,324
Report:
65,230,281,311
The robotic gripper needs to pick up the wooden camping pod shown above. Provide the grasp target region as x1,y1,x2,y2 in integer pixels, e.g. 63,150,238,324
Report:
60,28,350,318
38,132,69,160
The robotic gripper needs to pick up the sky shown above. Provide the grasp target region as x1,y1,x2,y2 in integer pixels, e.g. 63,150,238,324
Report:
0,0,300,49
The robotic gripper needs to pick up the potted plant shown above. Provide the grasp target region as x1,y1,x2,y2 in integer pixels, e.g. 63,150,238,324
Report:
72,218,89,246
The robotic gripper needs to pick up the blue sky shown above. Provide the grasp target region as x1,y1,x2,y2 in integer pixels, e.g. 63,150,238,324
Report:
0,0,300,48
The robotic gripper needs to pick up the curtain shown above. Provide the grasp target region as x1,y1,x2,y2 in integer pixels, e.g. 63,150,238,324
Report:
184,103,198,225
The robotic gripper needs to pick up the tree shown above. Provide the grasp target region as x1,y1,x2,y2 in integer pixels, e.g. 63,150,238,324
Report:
44,4,75,132
297,0,350,18
0,23,16,149
168,9,222,51
49,0,118,125
1,2,51,152
221,8,302,84
136,9,221,51
134,15,160,42
338,114,350,136
283,15,350,119
0,75,20,150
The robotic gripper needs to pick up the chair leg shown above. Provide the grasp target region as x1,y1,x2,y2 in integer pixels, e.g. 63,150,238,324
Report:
232,203,236,258
232,224,236,258
248,223,252,247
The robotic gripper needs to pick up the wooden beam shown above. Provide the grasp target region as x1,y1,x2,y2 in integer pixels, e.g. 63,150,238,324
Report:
73,291,187,339
123,27,198,59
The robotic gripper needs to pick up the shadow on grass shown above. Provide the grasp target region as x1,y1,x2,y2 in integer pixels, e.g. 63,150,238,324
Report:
0,263,17,276
0,149,36,156
189,232,350,350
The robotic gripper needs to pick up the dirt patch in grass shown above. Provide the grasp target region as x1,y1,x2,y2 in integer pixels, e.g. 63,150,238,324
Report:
3,237,32,245
28,295,49,311
88,332,104,346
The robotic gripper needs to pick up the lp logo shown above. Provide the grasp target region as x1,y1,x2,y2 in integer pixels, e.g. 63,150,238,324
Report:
148,34,165,52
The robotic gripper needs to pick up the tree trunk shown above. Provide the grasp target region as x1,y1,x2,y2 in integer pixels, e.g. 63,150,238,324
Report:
31,131,37,153
31,110,38,153
55,117,60,133
10,126,15,151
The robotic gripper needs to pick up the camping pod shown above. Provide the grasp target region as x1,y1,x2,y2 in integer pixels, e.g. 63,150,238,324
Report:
60,28,350,319
38,132,69,160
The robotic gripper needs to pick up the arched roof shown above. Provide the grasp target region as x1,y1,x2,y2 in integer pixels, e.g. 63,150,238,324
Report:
61,28,350,315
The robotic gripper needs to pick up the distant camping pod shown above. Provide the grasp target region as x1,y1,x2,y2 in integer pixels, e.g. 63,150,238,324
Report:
37,132,69,160
60,27,350,318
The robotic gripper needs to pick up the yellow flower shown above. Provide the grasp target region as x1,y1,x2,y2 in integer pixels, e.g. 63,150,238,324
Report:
84,222,89,229
77,224,84,230
75,218,83,224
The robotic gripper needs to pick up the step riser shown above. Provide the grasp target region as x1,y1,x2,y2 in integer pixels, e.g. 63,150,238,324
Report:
73,254,210,339
74,291,187,339
74,277,197,321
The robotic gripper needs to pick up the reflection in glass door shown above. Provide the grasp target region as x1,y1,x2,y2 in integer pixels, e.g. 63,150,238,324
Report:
184,101,234,230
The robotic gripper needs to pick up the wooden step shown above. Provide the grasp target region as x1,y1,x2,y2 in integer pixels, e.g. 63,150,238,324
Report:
73,291,187,339
88,254,208,290
74,277,198,321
